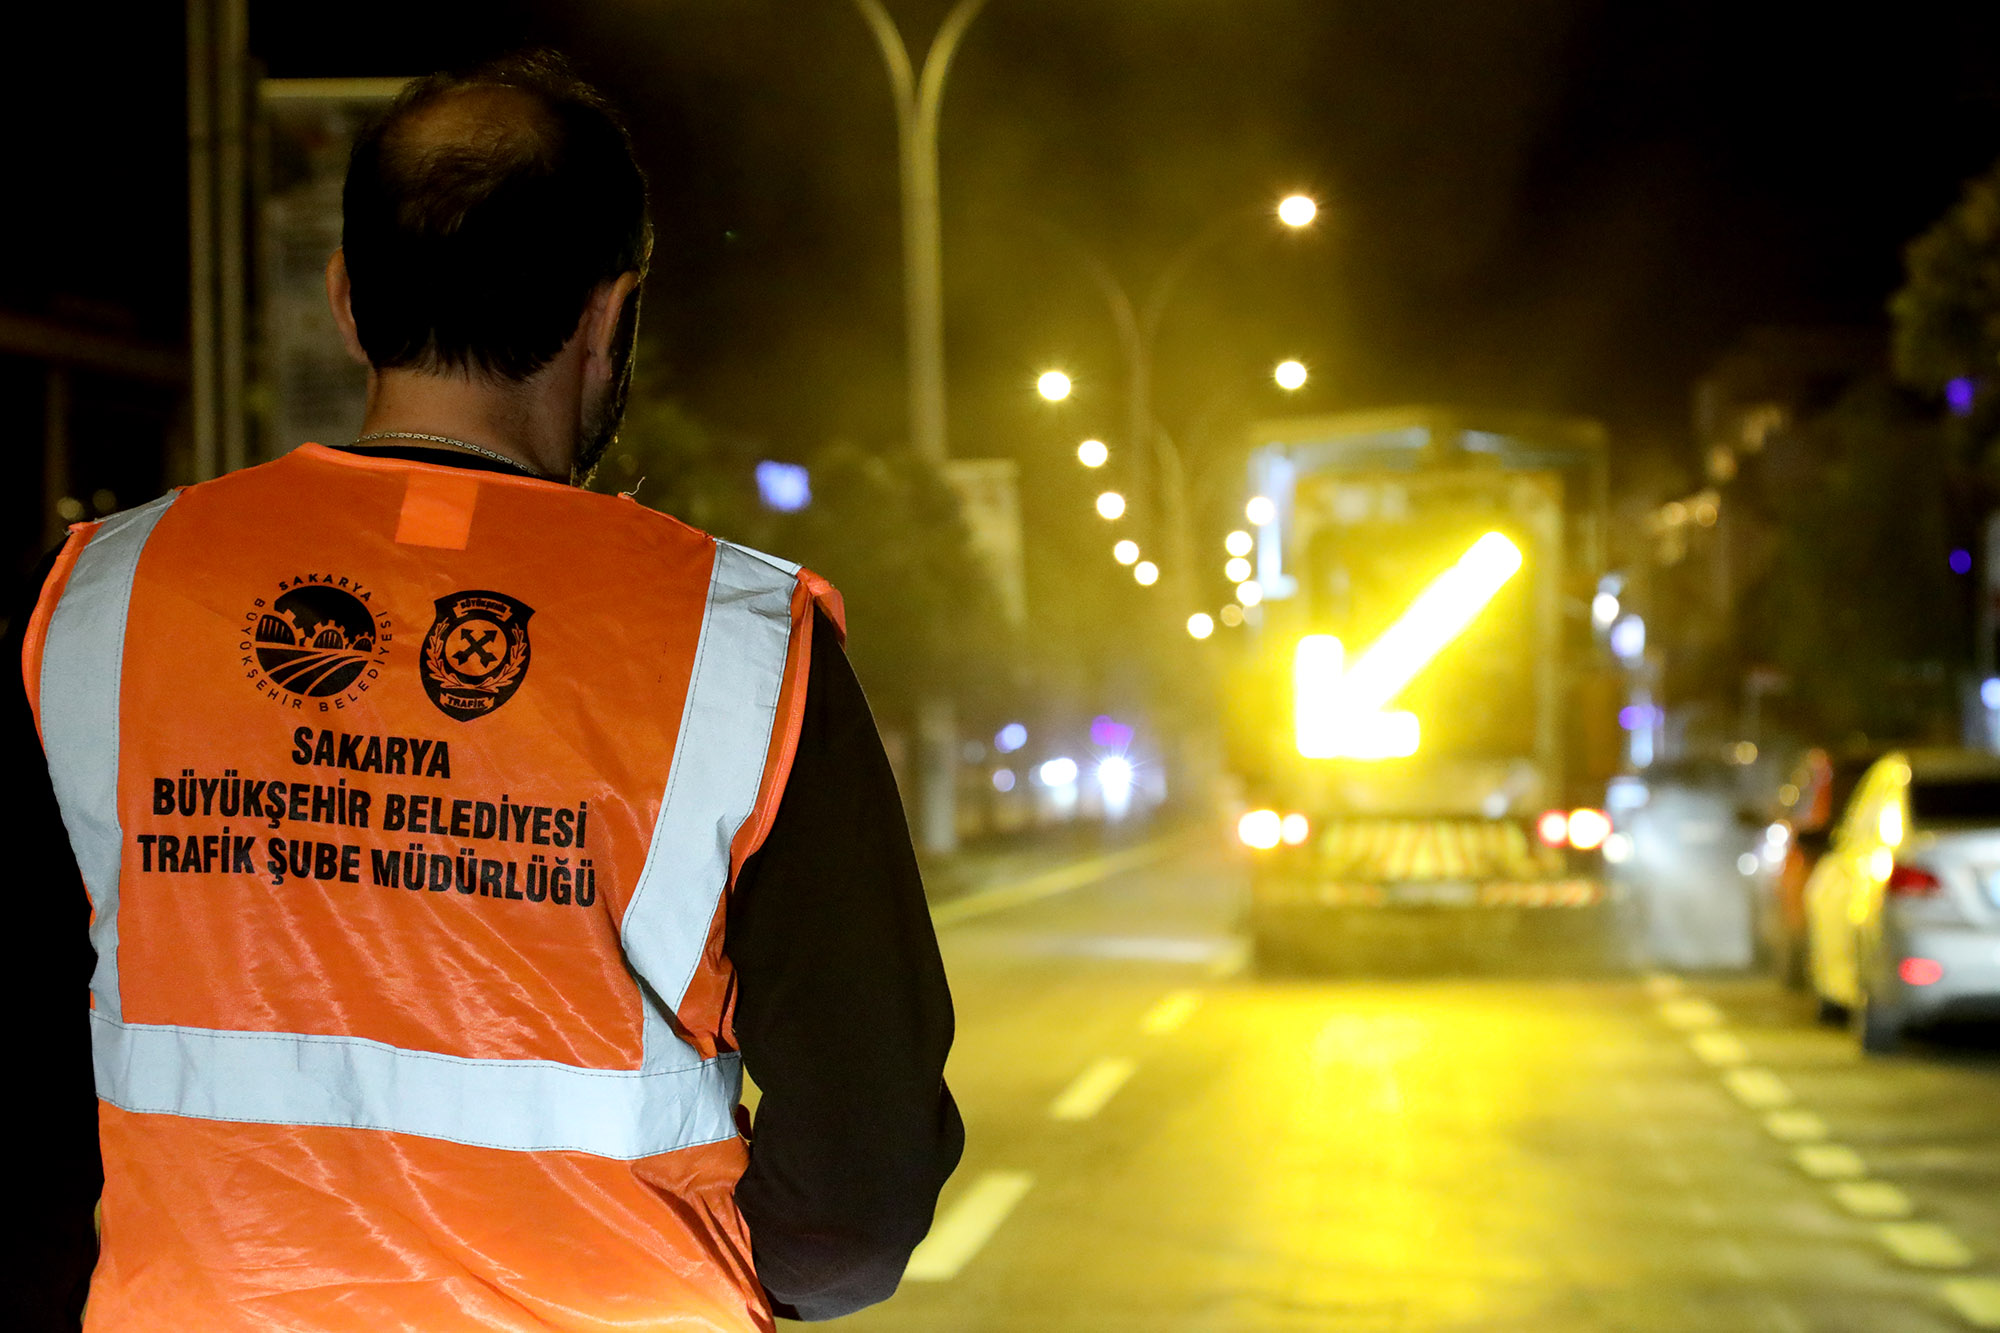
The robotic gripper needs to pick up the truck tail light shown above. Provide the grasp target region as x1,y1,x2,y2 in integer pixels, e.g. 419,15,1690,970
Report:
1886,862,1941,896
1279,813,1310,846
1566,807,1611,851
1238,809,1282,850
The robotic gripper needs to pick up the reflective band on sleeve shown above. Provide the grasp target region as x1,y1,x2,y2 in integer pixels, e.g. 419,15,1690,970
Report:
625,542,796,1021
92,1012,741,1159
40,493,178,1023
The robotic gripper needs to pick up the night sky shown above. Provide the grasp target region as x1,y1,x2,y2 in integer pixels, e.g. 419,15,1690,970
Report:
16,1,2000,488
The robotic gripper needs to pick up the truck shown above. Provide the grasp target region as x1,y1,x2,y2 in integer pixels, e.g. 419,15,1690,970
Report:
1224,407,1618,971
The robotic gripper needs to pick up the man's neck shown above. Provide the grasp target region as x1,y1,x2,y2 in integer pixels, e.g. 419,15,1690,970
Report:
356,365,578,481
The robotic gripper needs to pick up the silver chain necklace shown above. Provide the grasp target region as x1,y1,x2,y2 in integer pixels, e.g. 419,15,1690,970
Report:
351,430,547,479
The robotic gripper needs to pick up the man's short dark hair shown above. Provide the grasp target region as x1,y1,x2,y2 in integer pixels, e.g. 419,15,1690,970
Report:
342,51,650,381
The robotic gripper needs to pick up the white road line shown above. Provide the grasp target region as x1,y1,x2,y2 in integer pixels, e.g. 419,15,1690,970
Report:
1690,1031,1751,1066
1207,938,1250,979
1660,997,1726,1030
1831,1181,1915,1219
1763,1109,1830,1142
930,841,1179,928
1793,1143,1867,1180
1942,1276,2000,1328
1049,1057,1138,1121
1878,1221,1976,1270
1140,990,1201,1036
903,1171,1034,1282
1642,971,1684,999
1722,1067,1795,1109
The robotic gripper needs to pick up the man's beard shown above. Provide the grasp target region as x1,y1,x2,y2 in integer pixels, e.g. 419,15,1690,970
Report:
571,290,641,486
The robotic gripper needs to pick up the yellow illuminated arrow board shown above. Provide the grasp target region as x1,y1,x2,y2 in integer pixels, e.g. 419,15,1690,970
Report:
1295,531,1524,760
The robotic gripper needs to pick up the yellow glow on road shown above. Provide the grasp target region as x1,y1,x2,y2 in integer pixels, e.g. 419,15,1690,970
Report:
1335,532,1522,717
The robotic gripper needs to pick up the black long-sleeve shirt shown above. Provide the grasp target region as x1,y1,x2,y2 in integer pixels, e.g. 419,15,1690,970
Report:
2,445,962,1327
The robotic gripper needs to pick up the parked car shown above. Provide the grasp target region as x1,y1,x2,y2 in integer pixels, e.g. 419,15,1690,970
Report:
1759,746,1877,989
1805,748,2000,1053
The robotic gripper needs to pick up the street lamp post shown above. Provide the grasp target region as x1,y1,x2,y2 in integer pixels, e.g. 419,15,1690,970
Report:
850,1,988,858
1035,198,1316,618
850,0,988,465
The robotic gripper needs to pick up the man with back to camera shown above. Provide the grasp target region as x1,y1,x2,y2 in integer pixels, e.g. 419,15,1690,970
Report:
4,51,961,1331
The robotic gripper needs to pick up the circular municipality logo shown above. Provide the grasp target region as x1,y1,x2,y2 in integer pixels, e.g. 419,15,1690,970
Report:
421,589,534,721
250,582,384,698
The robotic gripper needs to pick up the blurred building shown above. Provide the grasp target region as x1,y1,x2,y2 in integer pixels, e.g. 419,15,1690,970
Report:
1641,326,1882,758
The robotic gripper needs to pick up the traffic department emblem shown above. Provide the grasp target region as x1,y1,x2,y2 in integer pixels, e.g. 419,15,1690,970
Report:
421,589,534,722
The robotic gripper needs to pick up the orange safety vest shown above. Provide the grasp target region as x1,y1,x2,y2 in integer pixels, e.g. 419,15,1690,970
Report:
23,444,842,1332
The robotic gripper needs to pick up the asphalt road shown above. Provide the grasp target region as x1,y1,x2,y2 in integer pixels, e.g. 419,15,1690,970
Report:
825,826,2000,1333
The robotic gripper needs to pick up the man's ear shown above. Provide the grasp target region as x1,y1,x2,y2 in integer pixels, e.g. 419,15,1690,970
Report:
583,271,643,380
324,249,371,367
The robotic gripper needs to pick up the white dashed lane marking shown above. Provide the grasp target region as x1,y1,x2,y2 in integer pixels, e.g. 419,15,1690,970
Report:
1049,1057,1138,1122
1763,1109,1829,1142
1690,1031,1750,1066
1792,1143,1868,1180
1659,997,1726,1030
1722,1067,1795,1109
1140,990,1201,1036
903,1171,1035,1282
1944,1277,2000,1328
1878,1221,1976,1270
1832,1181,1915,1219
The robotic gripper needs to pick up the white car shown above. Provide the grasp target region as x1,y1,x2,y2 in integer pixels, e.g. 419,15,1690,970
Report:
1805,749,2000,1053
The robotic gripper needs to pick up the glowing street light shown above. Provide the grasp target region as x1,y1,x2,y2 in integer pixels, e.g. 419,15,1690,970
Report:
1220,604,1245,627
1225,529,1253,557
1113,539,1140,565
1186,612,1215,640
1236,579,1264,607
1277,194,1317,228
1037,370,1072,401
1245,495,1277,526
1095,491,1127,520
1134,560,1160,586
1077,438,1109,468
1274,359,1308,391
1225,556,1253,583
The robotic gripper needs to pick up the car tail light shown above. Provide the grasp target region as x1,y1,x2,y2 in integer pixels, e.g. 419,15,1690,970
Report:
1279,813,1310,846
1566,807,1611,851
1899,956,1945,986
1885,862,1942,896
1536,809,1569,847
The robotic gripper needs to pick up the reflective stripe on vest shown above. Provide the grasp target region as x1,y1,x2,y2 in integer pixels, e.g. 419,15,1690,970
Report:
42,513,795,1161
